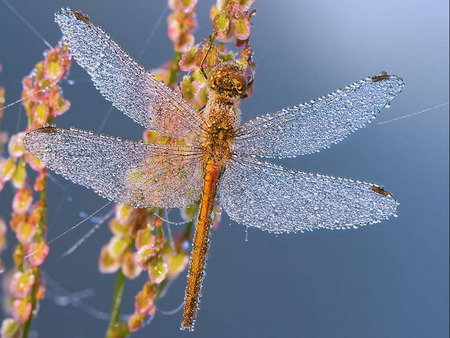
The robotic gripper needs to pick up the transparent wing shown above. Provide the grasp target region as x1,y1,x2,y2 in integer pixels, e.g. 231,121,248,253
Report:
24,127,203,208
233,74,404,158
55,8,203,141
218,155,398,233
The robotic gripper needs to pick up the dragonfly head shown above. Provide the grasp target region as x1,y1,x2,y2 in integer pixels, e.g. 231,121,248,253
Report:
208,61,248,99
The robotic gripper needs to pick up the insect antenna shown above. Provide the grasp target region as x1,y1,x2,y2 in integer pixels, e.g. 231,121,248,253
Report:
199,33,216,81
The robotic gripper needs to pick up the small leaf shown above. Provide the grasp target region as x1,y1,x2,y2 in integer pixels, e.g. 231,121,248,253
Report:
121,250,142,280
12,161,26,189
235,0,255,11
0,158,16,182
1,318,22,338
213,11,230,33
107,236,129,259
232,14,251,40
179,45,199,72
148,257,169,284
99,245,120,274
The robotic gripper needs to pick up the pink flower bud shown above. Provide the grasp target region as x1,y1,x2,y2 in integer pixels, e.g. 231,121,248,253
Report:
8,133,26,158
9,270,35,298
12,188,33,215
16,221,36,244
11,298,31,324
128,312,145,332
0,158,16,182
27,240,49,267
134,282,156,314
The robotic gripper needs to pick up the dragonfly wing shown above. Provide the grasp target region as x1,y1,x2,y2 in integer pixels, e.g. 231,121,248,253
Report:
24,127,203,208
218,156,398,233
233,74,404,158
55,8,202,141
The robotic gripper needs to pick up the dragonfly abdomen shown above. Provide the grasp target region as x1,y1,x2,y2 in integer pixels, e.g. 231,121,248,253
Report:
182,160,222,331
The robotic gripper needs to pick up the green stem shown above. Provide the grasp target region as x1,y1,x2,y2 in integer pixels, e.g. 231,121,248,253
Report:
22,171,47,338
107,270,127,336
167,52,182,87
21,270,39,338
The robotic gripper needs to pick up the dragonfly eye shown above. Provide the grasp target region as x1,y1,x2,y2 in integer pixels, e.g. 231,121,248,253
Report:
208,61,247,97
231,75,249,96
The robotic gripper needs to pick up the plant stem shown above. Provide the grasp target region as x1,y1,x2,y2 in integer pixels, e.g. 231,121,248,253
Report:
107,270,127,336
167,52,182,87
21,169,48,338
21,270,39,338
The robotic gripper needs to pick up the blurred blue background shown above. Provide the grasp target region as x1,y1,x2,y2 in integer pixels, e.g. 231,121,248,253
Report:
0,1,448,337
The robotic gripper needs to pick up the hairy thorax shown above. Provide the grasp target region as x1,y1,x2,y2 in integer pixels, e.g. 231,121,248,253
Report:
201,94,240,165
200,61,249,167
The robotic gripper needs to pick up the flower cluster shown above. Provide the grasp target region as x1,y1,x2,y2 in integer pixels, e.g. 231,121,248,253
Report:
0,83,6,275
178,0,257,110
211,0,255,42
0,42,71,336
100,204,190,334
167,0,199,52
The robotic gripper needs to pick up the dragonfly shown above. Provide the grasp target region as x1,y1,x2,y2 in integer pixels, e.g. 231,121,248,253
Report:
24,8,404,331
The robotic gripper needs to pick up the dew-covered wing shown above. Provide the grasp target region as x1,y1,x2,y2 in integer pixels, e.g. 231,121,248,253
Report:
24,127,203,208
55,8,202,141
218,156,398,233
233,74,404,158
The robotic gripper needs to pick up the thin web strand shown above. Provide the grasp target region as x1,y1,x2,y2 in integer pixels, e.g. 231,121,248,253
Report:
2,81,58,112
138,5,168,60
1,0,53,49
158,301,185,315
44,274,111,321
52,209,114,266
25,201,112,259
376,102,449,125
